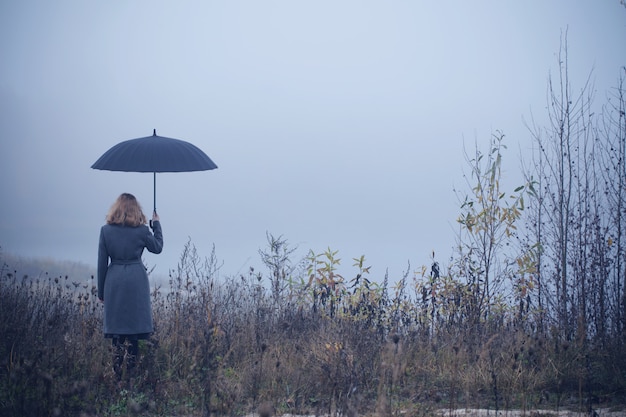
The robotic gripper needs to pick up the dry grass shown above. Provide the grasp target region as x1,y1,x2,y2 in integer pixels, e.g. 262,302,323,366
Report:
1,242,625,416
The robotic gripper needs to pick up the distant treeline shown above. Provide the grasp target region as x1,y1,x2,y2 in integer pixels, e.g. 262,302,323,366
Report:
1,252,95,282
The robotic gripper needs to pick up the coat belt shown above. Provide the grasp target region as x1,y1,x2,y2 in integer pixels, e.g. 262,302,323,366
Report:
110,259,142,265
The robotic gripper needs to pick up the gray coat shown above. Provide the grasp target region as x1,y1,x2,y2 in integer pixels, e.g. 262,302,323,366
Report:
97,221,163,336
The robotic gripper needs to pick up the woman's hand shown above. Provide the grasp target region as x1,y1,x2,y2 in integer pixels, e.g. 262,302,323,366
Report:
152,211,160,222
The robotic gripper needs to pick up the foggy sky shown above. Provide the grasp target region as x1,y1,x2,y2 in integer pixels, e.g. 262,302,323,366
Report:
1,1,624,282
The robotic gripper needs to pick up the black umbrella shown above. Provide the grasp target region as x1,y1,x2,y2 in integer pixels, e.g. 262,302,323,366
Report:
91,129,218,212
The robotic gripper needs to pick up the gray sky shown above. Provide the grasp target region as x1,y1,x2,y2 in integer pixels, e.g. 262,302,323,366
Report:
1,1,624,281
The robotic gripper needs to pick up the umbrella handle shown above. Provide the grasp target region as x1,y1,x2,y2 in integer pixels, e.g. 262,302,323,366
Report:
149,210,157,230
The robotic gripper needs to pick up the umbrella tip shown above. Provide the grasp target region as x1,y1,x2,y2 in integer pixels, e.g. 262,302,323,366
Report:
153,129,157,136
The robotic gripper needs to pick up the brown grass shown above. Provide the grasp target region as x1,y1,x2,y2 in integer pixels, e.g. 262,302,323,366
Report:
1,242,625,416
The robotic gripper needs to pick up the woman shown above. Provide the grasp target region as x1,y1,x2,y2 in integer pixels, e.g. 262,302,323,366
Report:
97,193,163,380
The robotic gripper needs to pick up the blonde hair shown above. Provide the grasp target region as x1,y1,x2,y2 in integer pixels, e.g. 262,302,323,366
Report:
106,193,147,226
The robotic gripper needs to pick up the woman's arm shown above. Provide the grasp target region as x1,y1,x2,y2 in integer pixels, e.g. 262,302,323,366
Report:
97,227,109,301
146,211,163,254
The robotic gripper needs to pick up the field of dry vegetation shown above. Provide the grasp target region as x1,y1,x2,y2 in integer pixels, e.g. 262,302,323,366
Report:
1,237,625,417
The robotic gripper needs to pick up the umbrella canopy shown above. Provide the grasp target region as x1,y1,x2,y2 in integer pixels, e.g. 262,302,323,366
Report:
91,129,218,211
